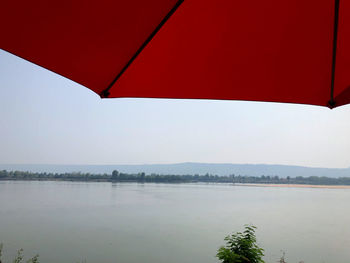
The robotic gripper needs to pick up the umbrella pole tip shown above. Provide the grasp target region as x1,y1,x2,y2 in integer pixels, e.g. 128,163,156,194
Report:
327,99,336,109
100,90,110,99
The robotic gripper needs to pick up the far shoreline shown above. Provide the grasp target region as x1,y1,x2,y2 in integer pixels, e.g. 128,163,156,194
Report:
2,178,350,189
235,183,350,189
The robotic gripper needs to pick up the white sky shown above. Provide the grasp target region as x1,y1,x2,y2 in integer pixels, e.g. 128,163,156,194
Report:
1,49,350,168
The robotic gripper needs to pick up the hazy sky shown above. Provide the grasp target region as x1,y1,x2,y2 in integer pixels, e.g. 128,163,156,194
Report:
1,49,350,168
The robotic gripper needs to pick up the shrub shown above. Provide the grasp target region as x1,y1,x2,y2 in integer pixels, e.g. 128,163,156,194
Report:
216,225,265,263
0,244,39,263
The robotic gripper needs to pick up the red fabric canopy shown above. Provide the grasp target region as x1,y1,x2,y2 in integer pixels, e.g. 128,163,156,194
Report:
1,0,350,108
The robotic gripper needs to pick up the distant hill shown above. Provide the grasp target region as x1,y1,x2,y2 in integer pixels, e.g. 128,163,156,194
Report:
0,163,349,178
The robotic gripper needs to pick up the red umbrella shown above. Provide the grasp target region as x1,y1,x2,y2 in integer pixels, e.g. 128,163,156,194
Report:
1,0,349,108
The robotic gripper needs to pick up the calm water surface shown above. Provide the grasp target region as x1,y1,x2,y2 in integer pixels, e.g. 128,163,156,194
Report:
0,181,349,263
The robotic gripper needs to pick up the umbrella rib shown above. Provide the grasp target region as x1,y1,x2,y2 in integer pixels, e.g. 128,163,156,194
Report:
328,0,340,108
100,0,184,98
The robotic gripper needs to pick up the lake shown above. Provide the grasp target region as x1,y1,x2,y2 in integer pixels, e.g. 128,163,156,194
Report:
0,181,349,263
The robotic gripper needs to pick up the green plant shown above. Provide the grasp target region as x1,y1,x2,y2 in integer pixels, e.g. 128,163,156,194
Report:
0,245,38,263
12,248,23,263
216,225,265,263
278,251,286,263
26,254,39,263
0,243,3,263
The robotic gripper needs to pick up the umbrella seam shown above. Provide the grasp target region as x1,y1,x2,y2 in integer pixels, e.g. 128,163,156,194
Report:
328,0,340,108
100,0,185,98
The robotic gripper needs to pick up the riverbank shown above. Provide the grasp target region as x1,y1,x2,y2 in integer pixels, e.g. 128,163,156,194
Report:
2,170,350,186
2,178,350,189
236,183,350,189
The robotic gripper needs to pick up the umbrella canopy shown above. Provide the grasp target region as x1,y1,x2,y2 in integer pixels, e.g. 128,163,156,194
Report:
1,0,349,108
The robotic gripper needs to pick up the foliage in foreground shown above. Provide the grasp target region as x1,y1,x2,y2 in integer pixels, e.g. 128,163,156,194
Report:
0,244,38,263
0,244,87,263
216,225,265,263
1,228,304,263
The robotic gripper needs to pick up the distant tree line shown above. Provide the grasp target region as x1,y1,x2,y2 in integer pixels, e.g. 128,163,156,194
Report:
1,170,350,185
